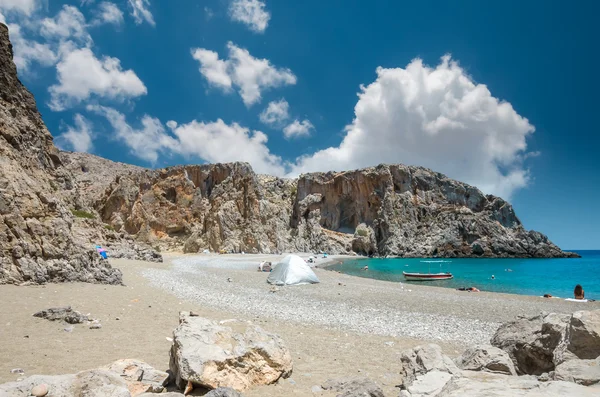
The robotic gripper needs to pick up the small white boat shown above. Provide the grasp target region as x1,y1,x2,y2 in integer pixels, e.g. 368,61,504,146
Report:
403,260,453,281
403,271,453,281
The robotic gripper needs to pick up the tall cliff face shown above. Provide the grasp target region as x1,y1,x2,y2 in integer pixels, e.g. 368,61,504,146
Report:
0,24,123,284
87,157,576,258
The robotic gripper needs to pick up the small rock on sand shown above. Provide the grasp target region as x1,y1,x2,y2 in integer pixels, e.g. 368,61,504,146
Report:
89,324,102,330
31,384,48,396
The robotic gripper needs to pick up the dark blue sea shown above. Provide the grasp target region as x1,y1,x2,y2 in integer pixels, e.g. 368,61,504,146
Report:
327,250,600,299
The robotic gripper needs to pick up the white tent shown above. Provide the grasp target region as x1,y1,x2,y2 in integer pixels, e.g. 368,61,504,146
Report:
267,255,320,286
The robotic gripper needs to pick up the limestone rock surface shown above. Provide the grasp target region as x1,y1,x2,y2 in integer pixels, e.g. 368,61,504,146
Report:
0,23,122,285
491,310,600,375
398,344,600,397
169,312,292,392
321,377,385,397
553,358,600,386
490,312,569,375
399,344,461,387
454,345,517,375
567,310,600,359
90,161,577,259
0,360,168,397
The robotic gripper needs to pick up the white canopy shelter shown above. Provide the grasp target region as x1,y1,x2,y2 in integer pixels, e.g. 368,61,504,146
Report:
267,255,320,286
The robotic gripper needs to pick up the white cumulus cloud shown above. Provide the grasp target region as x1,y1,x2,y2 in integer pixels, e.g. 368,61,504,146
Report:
128,0,154,26
191,42,296,106
260,98,289,126
49,47,147,111
89,105,178,163
170,119,285,175
40,5,91,46
92,106,285,174
6,23,57,71
283,119,314,139
229,0,270,33
289,55,535,199
0,0,39,16
92,2,124,26
191,48,232,89
55,114,95,153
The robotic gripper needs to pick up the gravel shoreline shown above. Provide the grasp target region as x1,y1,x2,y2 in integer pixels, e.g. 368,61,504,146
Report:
143,254,599,346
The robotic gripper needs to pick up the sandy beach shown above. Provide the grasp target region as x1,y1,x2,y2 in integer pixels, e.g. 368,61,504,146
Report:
1,253,598,396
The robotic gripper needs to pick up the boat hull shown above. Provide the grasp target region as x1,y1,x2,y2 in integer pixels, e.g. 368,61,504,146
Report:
403,272,453,281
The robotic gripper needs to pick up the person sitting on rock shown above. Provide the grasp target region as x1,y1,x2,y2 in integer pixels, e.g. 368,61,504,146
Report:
574,284,585,300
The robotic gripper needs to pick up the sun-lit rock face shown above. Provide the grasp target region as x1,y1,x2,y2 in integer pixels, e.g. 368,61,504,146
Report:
0,23,122,285
88,155,575,258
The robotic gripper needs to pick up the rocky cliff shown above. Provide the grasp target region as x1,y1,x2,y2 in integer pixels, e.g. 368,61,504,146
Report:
82,158,576,258
0,20,575,272
0,23,123,284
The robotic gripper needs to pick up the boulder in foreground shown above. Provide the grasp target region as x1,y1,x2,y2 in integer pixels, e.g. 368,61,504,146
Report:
491,310,600,375
0,360,168,397
169,312,292,392
398,344,600,397
553,357,600,386
454,345,517,375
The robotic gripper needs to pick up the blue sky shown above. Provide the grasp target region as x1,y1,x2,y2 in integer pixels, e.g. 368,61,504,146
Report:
1,0,598,250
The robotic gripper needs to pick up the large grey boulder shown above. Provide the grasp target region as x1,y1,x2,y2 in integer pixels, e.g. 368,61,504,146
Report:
321,377,385,397
553,357,600,386
454,345,517,375
490,312,570,375
398,344,461,397
491,310,600,376
400,344,461,387
567,310,600,359
169,312,292,392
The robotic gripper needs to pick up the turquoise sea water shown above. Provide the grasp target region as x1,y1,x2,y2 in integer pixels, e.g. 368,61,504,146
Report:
327,250,600,299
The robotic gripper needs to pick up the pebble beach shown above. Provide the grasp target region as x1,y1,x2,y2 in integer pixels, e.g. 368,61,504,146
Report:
1,253,598,396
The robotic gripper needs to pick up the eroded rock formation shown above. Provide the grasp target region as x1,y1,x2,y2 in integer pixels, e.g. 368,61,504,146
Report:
88,160,577,258
0,23,122,285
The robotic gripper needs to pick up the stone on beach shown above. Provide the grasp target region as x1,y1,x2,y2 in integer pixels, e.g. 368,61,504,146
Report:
0,360,167,397
567,310,600,359
397,343,600,397
491,309,600,375
553,357,600,386
490,312,568,375
30,383,48,396
169,312,292,392
454,345,517,375
101,359,170,394
399,344,461,387
321,377,385,397
33,306,89,324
